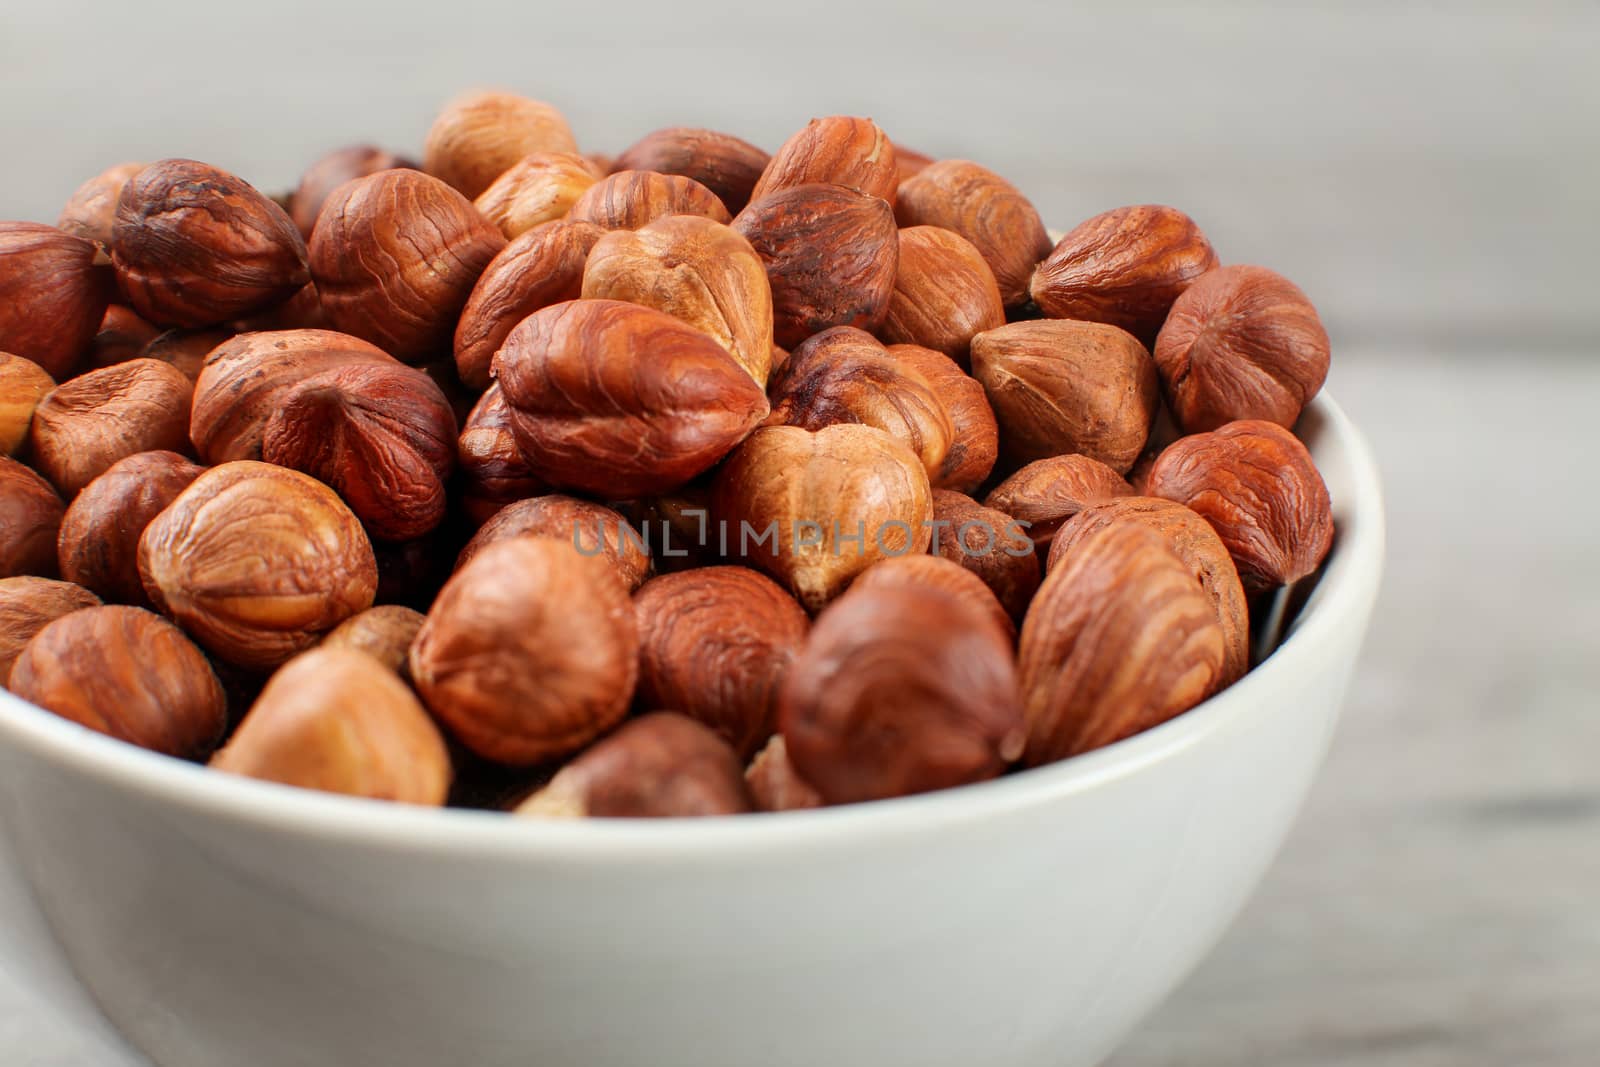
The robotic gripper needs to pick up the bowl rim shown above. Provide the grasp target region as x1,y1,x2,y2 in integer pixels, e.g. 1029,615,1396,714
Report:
0,393,1385,859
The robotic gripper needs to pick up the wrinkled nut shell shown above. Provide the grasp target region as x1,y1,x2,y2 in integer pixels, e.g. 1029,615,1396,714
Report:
456,494,651,591
9,604,225,758
633,566,810,757
928,489,1040,623
409,537,638,767
1154,264,1330,433
612,127,770,216
984,454,1135,548
894,160,1051,307
0,222,114,379
1019,521,1223,764
518,713,752,818
422,91,578,200
0,577,101,686
138,461,378,670
566,171,732,231
456,384,543,525
290,145,416,238
320,604,426,680
474,151,600,238
745,734,823,812
0,353,55,456
212,647,450,804
57,450,205,605
880,226,1005,366
1146,419,1334,593
750,116,898,205
29,358,194,497
1,457,66,578
58,163,145,248
850,553,1015,643
885,343,999,492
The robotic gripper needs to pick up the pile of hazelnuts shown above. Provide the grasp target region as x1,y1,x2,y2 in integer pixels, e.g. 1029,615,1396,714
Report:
0,91,1336,816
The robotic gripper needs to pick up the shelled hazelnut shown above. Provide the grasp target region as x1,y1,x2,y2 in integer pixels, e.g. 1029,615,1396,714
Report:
895,160,1051,307
289,145,416,238
28,358,194,497
456,495,651,591
423,91,578,200
612,128,770,215
319,605,426,681
474,152,600,238
1,457,66,578
567,171,732,231
0,353,54,456
455,384,544,525
57,163,144,248
0,222,114,379
58,450,205,605
0,577,101,685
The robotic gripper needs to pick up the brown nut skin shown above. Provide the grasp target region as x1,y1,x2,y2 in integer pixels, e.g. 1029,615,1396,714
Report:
57,451,205,606
885,343,999,492
1029,205,1218,347
10,604,225,759
780,583,1025,804
0,353,55,456
309,169,506,363
750,116,899,205
894,160,1050,308
633,566,810,758
474,151,600,238
141,327,232,382
1018,520,1224,765
409,536,639,767
0,459,65,578
1146,419,1334,593
765,327,953,482
0,577,101,686
582,215,775,386
456,494,651,592
733,183,899,349
87,305,163,370
566,170,732,231
261,360,459,542
318,604,425,680
452,218,602,390
495,299,770,498
850,553,1015,644
745,734,823,812
892,144,935,184
1048,497,1250,686
0,222,115,379
984,454,1135,548
971,319,1160,474
1153,264,1331,433
28,359,194,498
423,90,579,201
518,713,753,818
212,648,450,804
880,226,1005,367
612,127,770,216
138,461,378,670
289,145,416,238
928,489,1040,624
58,163,145,248
190,329,392,464
111,160,310,329
456,384,544,525
711,424,933,612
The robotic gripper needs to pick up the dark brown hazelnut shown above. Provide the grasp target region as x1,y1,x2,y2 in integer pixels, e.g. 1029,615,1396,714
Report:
0,221,115,379
879,225,1004,367
422,90,579,200
57,163,144,248
744,734,823,812
885,342,999,492
289,145,416,238
455,384,544,525
0,458,64,578
566,170,732,230
473,152,600,238
928,489,1040,623
894,160,1051,307
0,577,101,685
750,116,899,205
0,353,55,456
28,359,193,497
850,552,1015,643
612,127,770,215
57,450,205,605
456,494,651,592
984,454,1135,548
319,604,426,680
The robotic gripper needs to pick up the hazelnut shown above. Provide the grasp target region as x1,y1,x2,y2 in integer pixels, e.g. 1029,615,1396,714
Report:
517,713,751,818
138,461,378,670
473,152,601,238
780,583,1025,803
494,299,769,498
260,360,459,542
894,160,1050,307
0,458,65,578
319,605,426,680
928,489,1040,623
0,221,115,379
879,226,1004,366
983,454,1134,548
289,145,416,238
892,143,935,183
1018,520,1224,764
309,169,506,362
1153,264,1331,432
453,218,602,389
565,170,732,231
885,342,999,492
850,553,1015,643
766,327,954,481
140,327,232,382
9,604,225,759
582,215,774,386
86,305,162,370
455,384,543,525
633,566,810,757
1028,205,1218,346
711,424,932,612
0,577,101,685
612,127,770,215
0,353,55,456
211,648,450,804
732,183,898,349
57,162,144,248
970,319,1159,473
456,494,651,592
57,450,205,605
28,358,194,497
111,160,310,328
1146,419,1334,593
409,537,638,766
750,116,899,204
744,734,823,812
1048,497,1250,685
422,90,579,200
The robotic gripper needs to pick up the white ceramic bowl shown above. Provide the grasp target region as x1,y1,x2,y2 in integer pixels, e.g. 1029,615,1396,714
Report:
0,393,1383,1067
